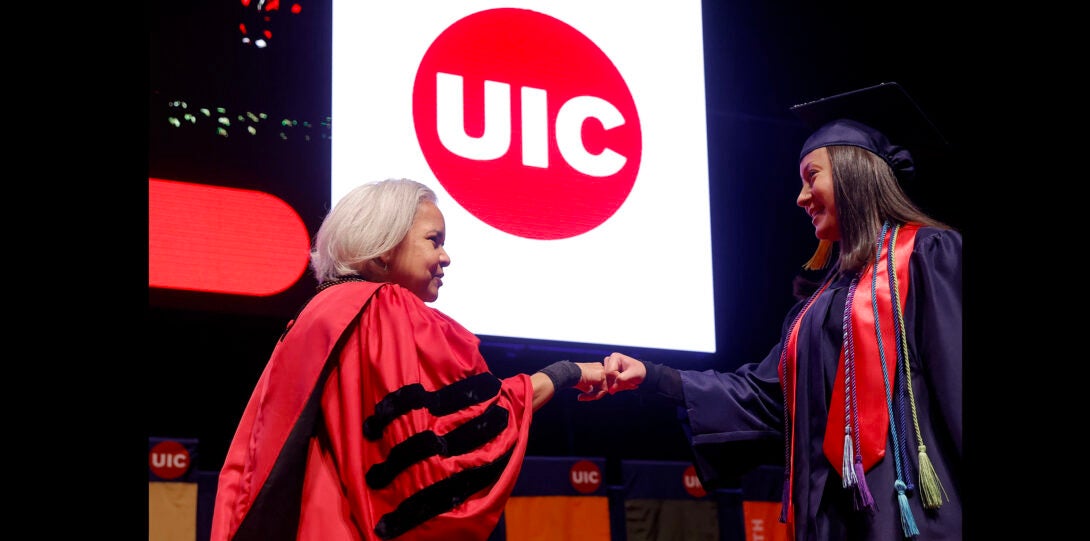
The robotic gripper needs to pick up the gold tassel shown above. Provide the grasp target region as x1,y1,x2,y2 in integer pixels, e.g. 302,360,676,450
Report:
803,239,833,270
917,444,949,509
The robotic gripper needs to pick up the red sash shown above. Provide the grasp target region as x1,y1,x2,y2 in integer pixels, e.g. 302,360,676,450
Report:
781,223,918,528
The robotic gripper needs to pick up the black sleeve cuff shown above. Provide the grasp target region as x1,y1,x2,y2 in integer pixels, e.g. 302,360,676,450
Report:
538,360,581,390
642,361,684,402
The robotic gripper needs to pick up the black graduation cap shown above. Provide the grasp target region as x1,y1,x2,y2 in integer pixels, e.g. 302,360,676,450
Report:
789,82,949,183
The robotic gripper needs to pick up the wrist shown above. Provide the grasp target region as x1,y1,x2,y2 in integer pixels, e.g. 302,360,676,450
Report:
642,360,661,389
538,360,581,390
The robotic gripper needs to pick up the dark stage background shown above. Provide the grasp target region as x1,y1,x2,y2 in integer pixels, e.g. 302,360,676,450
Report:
148,0,981,487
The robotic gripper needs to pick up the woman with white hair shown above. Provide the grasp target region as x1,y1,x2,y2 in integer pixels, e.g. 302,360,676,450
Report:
211,178,606,541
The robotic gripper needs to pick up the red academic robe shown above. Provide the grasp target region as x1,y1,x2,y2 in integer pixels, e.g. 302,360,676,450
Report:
210,281,534,541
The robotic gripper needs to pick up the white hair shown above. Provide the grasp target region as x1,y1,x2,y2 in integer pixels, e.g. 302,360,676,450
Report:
310,178,437,284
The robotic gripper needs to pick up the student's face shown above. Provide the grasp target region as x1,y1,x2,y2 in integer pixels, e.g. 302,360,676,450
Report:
797,146,840,242
387,201,450,302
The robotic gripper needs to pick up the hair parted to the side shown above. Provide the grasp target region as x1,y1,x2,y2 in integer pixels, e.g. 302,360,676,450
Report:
310,178,438,284
822,145,949,273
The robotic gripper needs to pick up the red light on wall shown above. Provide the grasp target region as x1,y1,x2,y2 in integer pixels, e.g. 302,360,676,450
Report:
148,178,311,296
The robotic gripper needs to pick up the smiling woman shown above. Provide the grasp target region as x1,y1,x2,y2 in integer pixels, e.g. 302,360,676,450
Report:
598,83,963,541
796,147,840,245
209,178,610,541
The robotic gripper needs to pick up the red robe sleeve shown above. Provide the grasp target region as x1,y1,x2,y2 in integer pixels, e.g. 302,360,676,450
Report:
210,281,534,541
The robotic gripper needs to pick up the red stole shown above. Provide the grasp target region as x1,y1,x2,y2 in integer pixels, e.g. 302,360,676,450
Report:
780,223,918,528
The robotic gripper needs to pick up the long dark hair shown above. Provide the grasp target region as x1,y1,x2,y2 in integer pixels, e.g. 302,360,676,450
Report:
829,145,950,273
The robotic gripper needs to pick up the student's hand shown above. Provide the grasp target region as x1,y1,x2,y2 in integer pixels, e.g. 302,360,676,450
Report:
573,362,609,401
603,352,646,394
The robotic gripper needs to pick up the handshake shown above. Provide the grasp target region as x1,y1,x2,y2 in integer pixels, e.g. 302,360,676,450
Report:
545,352,647,401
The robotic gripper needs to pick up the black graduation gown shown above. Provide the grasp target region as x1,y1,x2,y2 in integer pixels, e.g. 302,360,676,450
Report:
677,226,962,540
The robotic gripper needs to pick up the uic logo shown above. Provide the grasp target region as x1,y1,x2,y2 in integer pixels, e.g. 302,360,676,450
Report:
435,72,627,178
570,459,603,494
414,8,641,240
149,440,191,481
683,464,706,498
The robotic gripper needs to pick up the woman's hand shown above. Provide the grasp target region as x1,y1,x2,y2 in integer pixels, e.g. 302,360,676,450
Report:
603,352,646,394
573,362,608,401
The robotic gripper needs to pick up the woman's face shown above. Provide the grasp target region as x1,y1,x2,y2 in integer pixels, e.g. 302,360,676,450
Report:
386,201,450,302
797,146,840,241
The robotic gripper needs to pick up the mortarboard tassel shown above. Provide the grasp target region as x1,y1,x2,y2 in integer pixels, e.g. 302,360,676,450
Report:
917,444,948,509
803,239,833,270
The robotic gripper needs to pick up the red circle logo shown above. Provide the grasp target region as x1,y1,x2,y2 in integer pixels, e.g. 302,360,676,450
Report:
149,440,191,480
683,464,706,498
413,8,642,240
569,459,603,494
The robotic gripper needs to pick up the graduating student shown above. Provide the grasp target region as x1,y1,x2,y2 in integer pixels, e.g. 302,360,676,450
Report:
601,82,962,540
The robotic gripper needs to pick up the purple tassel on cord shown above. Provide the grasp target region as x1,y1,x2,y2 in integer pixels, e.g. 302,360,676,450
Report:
851,460,876,513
